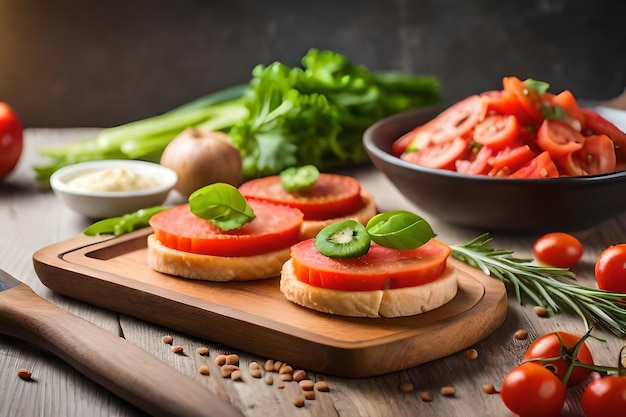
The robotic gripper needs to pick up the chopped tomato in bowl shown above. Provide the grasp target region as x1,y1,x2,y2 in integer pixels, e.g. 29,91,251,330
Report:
363,76,626,233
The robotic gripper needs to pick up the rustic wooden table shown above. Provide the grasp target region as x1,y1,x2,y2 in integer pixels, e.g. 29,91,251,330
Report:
1,128,625,417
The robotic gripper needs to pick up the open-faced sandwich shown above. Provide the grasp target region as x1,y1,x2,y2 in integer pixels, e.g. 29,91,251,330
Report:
279,212,458,318
238,166,377,239
147,183,303,281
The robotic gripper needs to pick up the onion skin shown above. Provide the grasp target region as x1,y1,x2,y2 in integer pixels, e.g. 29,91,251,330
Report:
160,128,243,198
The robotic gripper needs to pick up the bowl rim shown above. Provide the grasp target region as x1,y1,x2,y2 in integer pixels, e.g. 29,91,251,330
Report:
363,107,626,184
50,159,178,198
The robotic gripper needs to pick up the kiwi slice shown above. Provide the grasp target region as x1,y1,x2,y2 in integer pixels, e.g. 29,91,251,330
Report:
315,219,371,258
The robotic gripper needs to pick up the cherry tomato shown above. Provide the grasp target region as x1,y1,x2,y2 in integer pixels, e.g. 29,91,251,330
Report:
595,244,626,293
0,102,23,180
402,137,469,170
536,119,586,157
549,89,585,128
510,151,559,178
500,362,566,417
580,374,626,417
481,90,535,125
456,145,493,175
556,134,616,176
473,114,521,149
522,331,594,387
533,232,583,268
502,76,545,126
487,143,537,176
580,107,626,160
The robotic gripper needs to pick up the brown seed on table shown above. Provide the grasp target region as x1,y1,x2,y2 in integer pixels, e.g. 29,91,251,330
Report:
225,354,239,366
279,373,293,382
161,335,173,345
273,361,284,372
279,364,294,375
514,329,529,340
482,383,499,394
314,381,330,392
16,369,32,380
292,369,307,382
419,391,433,402
196,346,210,356
465,348,479,361
264,375,274,385
249,362,262,378
398,380,415,393
534,306,549,317
215,354,227,366
264,359,275,372
198,365,211,376
171,345,184,354
304,390,316,400
231,369,242,381
299,379,314,391
293,397,305,408
441,386,455,397
221,364,239,378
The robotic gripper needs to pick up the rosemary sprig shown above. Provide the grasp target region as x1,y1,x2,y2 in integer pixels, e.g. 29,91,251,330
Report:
451,233,626,337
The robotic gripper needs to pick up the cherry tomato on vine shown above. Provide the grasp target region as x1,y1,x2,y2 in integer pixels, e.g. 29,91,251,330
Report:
580,374,626,417
595,244,626,293
522,331,594,387
0,102,23,180
533,232,583,269
500,362,566,417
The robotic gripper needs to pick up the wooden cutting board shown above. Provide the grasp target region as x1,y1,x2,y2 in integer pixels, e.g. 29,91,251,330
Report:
32,228,507,378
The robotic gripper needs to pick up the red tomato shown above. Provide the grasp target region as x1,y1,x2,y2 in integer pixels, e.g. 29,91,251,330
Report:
481,90,531,123
238,173,363,221
149,200,303,257
536,120,586,157
456,145,493,175
502,76,545,126
473,114,521,148
580,374,626,417
556,134,617,176
0,102,23,180
595,244,626,293
407,95,487,147
549,89,584,128
500,362,566,417
290,238,450,291
402,137,469,170
580,107,626,160
510,151,559,178
487,143,537,176
533,232,583,268
522,331,594,387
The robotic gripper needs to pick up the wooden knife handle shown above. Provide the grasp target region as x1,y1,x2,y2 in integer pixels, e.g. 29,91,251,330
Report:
0,284,244,417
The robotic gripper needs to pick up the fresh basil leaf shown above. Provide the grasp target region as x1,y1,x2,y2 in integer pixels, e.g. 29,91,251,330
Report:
524,79,550,97
83,206,167,236
189,183,255,231
280,165,319,192
366,210,436,250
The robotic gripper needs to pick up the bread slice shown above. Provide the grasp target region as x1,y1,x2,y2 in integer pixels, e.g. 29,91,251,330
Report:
299,189,378,240
279,260,458,318
147,234,289,281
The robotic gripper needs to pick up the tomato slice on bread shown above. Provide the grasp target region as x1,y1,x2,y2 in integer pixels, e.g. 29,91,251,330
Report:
290,238,451,291
149,199,303,257
238,173,364,221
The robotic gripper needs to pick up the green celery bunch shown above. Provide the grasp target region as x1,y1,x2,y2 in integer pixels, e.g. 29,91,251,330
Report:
35,48,442,185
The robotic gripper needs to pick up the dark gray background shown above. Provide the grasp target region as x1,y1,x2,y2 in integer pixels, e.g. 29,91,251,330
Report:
1,0,625,128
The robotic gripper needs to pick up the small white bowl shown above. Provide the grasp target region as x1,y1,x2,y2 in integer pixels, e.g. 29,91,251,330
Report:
50,160,178,219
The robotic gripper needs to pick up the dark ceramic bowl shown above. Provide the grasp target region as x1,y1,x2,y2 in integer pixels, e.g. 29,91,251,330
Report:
363,106,626,234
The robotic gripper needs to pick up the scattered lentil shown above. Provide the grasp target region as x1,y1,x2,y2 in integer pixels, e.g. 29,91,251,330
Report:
398,381,414,393
299,379,314,391
304,390,316,400
171,345,184,354
196,347,210,356
215,354,227,366
225,354,239,366
249,362,262,378
231,369,242,381
293,397,305,408
16,369,32,380
292,369,307,382
279,373,293,382
440,386,455,397
534,306,549,317
264,359,275,372
314,381,330,392
419,391,433,402
514,329,529,340
221,364,239,378
161,335,173,345
264,375,274,386
273,361,284,372
279,364,293,374
482,383,498,394
198,365,211,376
465,348,479,361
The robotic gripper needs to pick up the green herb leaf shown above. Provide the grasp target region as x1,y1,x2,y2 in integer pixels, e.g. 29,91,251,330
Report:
280,165,319,192
83,206,168,236
524,79,550,96
366,210,436,250
189,183,255,231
